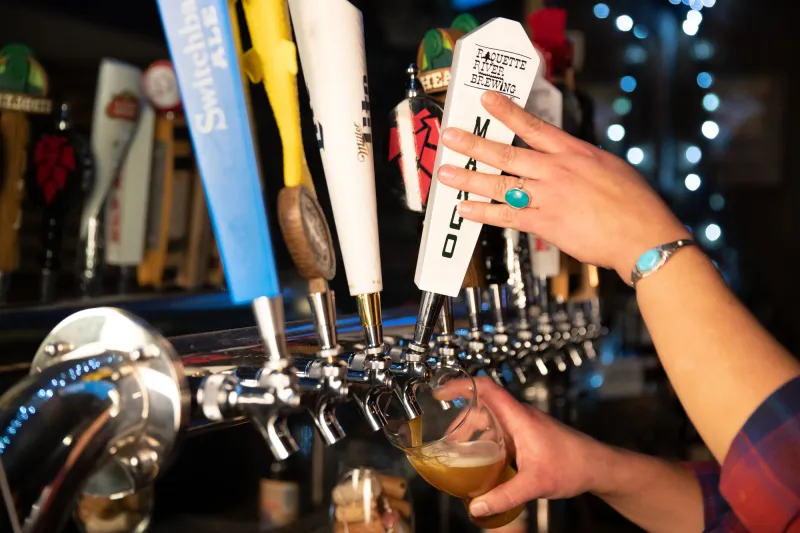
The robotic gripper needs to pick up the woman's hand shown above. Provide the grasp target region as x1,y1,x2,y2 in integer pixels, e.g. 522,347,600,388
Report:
436,90,690,281
469,378,706,533
467,378,611,517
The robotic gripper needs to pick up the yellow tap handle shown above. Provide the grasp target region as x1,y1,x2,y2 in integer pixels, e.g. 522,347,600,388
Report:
240,0,316,195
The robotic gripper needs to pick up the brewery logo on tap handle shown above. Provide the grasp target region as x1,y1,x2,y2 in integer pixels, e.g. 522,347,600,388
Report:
414,18,539,298
142,60,182,113
0,44,52,114
416,14,479,101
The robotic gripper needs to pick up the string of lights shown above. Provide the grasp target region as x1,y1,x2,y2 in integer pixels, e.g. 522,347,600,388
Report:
592,0,725,249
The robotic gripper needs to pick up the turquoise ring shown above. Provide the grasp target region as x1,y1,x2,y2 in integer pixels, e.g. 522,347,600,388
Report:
504,183,532,210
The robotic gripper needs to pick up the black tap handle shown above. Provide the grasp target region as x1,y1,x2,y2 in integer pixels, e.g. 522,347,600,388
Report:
481,224,509,285
27,104,93,288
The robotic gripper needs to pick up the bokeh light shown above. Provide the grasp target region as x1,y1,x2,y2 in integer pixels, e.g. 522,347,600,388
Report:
704,224,722,242
686,10,703,24
616,15,634,31
627,147,645,165
685,174,702,191
613,97,632,116
633,25,649,39
593,3,610,19
625,44,648,64
710,194,725,211
697,72,714,88
693,40,714,60
620,76,637,93
703,93,720,111
607,124,626,142
683,20,699,36
702,121,720,139
686,146,702,164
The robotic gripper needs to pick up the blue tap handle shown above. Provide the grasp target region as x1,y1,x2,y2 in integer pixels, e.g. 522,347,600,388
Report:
155,0,280,303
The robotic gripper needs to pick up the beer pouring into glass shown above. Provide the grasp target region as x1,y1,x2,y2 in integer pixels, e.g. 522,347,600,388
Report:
408,18,538,417
382,17,537,529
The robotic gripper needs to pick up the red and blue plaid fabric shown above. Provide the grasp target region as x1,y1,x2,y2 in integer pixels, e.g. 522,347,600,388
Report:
686,375,800,532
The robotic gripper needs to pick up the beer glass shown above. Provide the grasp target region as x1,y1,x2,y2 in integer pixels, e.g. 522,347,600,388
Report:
383,366,525,529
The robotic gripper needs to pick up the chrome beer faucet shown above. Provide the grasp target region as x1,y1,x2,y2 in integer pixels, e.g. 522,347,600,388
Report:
199,298,302,460
392,291,440,419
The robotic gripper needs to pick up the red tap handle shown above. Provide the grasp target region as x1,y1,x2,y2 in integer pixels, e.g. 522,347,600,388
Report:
527,8,573,76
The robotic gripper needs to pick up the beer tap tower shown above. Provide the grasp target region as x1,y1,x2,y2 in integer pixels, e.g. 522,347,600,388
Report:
408,18,539,419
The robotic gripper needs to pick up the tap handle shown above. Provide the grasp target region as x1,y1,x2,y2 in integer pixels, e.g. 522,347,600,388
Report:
157,1,281,304
551,252,570,304
0,45,53,300
289,0,383,299
81,59,143,294
27,103,93,301
413,18,540,298
462,245,486,289
386,64,444,215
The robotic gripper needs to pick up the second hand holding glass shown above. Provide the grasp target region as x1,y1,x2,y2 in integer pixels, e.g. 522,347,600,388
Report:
383,366,525,528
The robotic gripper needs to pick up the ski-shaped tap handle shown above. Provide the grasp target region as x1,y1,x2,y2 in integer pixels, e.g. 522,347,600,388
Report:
81,59,142,293
156,0,280,304
289,0,381,298
104,103,156,279
414,18,539,297
290,0,385,350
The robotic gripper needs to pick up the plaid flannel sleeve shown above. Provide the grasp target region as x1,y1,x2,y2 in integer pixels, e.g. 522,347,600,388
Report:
719,375,800,533
684,461,747,532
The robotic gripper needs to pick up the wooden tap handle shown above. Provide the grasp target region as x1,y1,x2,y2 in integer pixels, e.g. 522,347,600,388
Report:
550,251,570,303
0,111,29,273
276,185,336,282
462,246,486,289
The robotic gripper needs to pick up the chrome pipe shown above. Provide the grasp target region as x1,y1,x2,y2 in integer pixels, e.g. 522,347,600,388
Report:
0,308,188,533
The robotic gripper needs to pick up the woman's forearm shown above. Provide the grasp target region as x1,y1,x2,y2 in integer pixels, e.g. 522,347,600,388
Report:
591,444,704,533
636,247,800,461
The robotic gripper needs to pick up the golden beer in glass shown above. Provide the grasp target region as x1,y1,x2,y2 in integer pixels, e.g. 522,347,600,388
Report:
384,367,524,529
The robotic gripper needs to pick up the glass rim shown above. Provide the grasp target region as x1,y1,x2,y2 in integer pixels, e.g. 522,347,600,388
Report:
383,365,478,452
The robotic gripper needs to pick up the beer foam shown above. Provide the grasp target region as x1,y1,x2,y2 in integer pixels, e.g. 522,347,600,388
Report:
424,440,504,468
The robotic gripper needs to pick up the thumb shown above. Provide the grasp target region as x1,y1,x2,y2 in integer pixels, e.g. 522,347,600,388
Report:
469,469,537,518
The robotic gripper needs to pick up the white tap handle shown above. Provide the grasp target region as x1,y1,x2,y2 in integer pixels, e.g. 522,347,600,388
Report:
82,59,142,239
415,18,539,297
105,104,156,266
289,0,382,296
